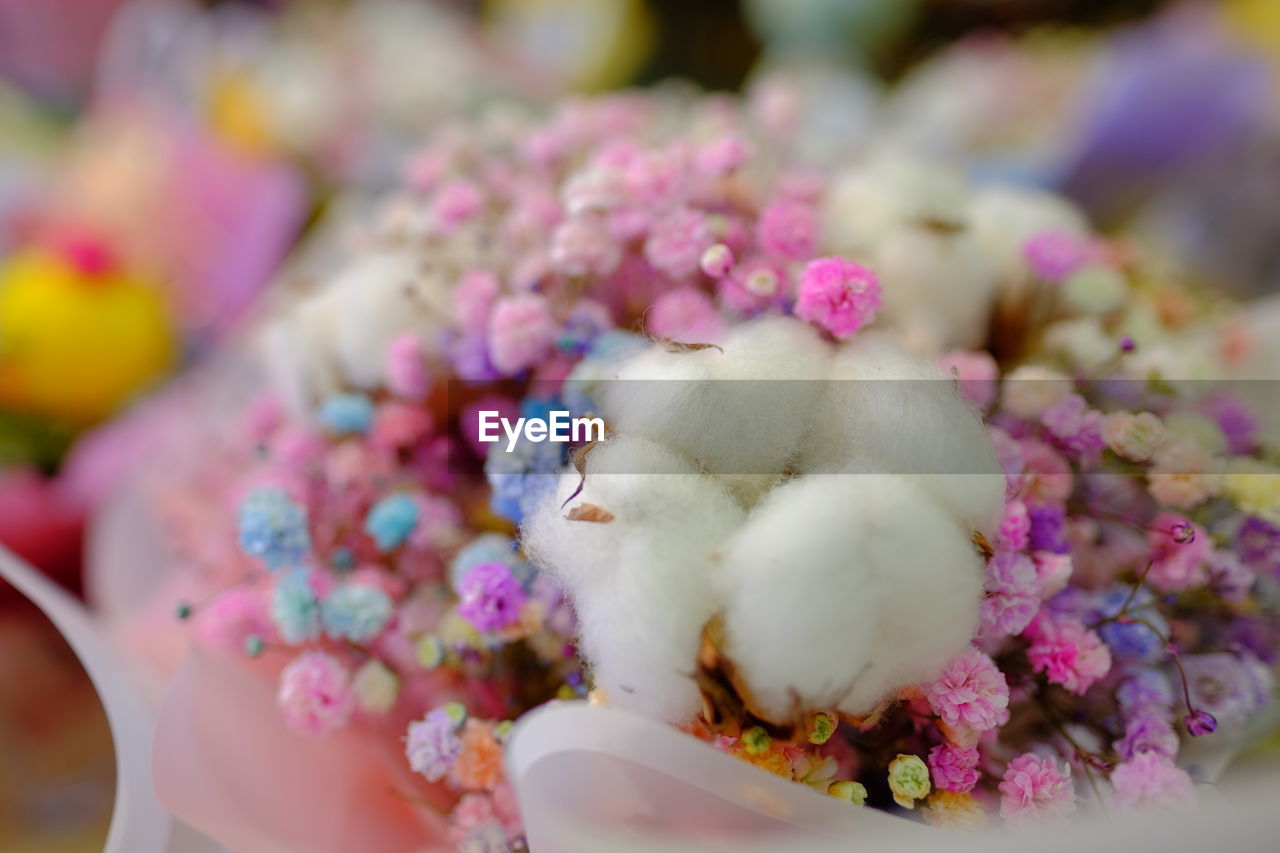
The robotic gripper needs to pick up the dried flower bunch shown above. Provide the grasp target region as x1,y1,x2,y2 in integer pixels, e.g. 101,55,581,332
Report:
144,87,1279,848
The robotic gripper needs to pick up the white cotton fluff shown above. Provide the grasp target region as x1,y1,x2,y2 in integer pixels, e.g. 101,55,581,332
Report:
968,186,1089,283
521,436,746,723
261,295,344,415
601,317,833,506
524,328,1000,726
870,225,999,352
821,151,971,253
259,250,452,412
799,333,1004,535
820,152,1001,352
715,474,984,720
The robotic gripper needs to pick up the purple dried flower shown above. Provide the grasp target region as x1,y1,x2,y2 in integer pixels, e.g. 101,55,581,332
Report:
1181,652,1275,729
1115,713,1179,760
457,561,527,632
406,708,463,780
1028,504,1070,554
1237,518,1280,576
1170,520,1195,544
1184,709,1217,737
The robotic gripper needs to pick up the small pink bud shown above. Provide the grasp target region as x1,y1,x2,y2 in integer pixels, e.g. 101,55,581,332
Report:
700,243,734,278
1185,709,1217,737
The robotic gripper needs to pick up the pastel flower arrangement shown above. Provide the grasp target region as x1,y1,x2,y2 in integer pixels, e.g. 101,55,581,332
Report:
123,86,1280,850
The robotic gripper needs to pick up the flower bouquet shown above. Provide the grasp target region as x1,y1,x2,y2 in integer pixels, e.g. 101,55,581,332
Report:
89,84,1280,852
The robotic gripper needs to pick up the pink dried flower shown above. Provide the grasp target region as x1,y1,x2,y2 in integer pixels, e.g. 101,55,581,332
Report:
563,167,627,215
718,257,784,314
647,287,725,342
1032,552,1073,598
624,147,689,209
194,587,275,654
982,551,1041,638
998,754,1076,825
1024,230,1088,282
794,257,881,340
938,350,999,409
1041,394,1105,461
926,649,1011,733
928,743,981,793
997,500,1030,551
696,135,750,175
1146,512,1209,592
277,652,355,736
756,200,817,261
487,294,557,375
385,335,430,400
370,402,432,451
1016,440,1074,505
432,180,484,232
409,494,464,551
645,207,715,279
700,243,734,279
454,270,501,332
550,214,621,277
1110,753,1194,811
451,793,499,838
1025,614,1112,694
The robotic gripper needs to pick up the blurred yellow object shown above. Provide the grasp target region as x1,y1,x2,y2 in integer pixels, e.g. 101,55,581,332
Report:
207,69,280,158
1226,0,1280,58
484,0,654,92
0,246,177,425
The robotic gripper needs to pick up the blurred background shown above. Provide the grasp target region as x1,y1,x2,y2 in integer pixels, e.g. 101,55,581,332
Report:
0,0,1277,849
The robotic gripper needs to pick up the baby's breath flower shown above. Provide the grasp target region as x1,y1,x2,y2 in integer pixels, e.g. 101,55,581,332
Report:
887,754,931,809
238,486,310,570
352,659,400,713
827,780,868,805
1102,411,1166,462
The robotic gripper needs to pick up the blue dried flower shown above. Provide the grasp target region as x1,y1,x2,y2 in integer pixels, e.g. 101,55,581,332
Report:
271,568,320,644
321,584,394,642
318,392,375,434
364,493,419,551
484,397,566,525
1092,586,1169,662
238,486,310,570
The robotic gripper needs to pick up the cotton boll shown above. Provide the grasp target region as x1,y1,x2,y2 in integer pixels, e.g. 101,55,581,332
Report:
821,151,970,254
870,226,999,352
259,251,452,411
521,436,746,722
716,474,984,721
261,299,343,415
800,333,1003,534
329,253,453,390
602,317,832,504
968,187,1089,284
